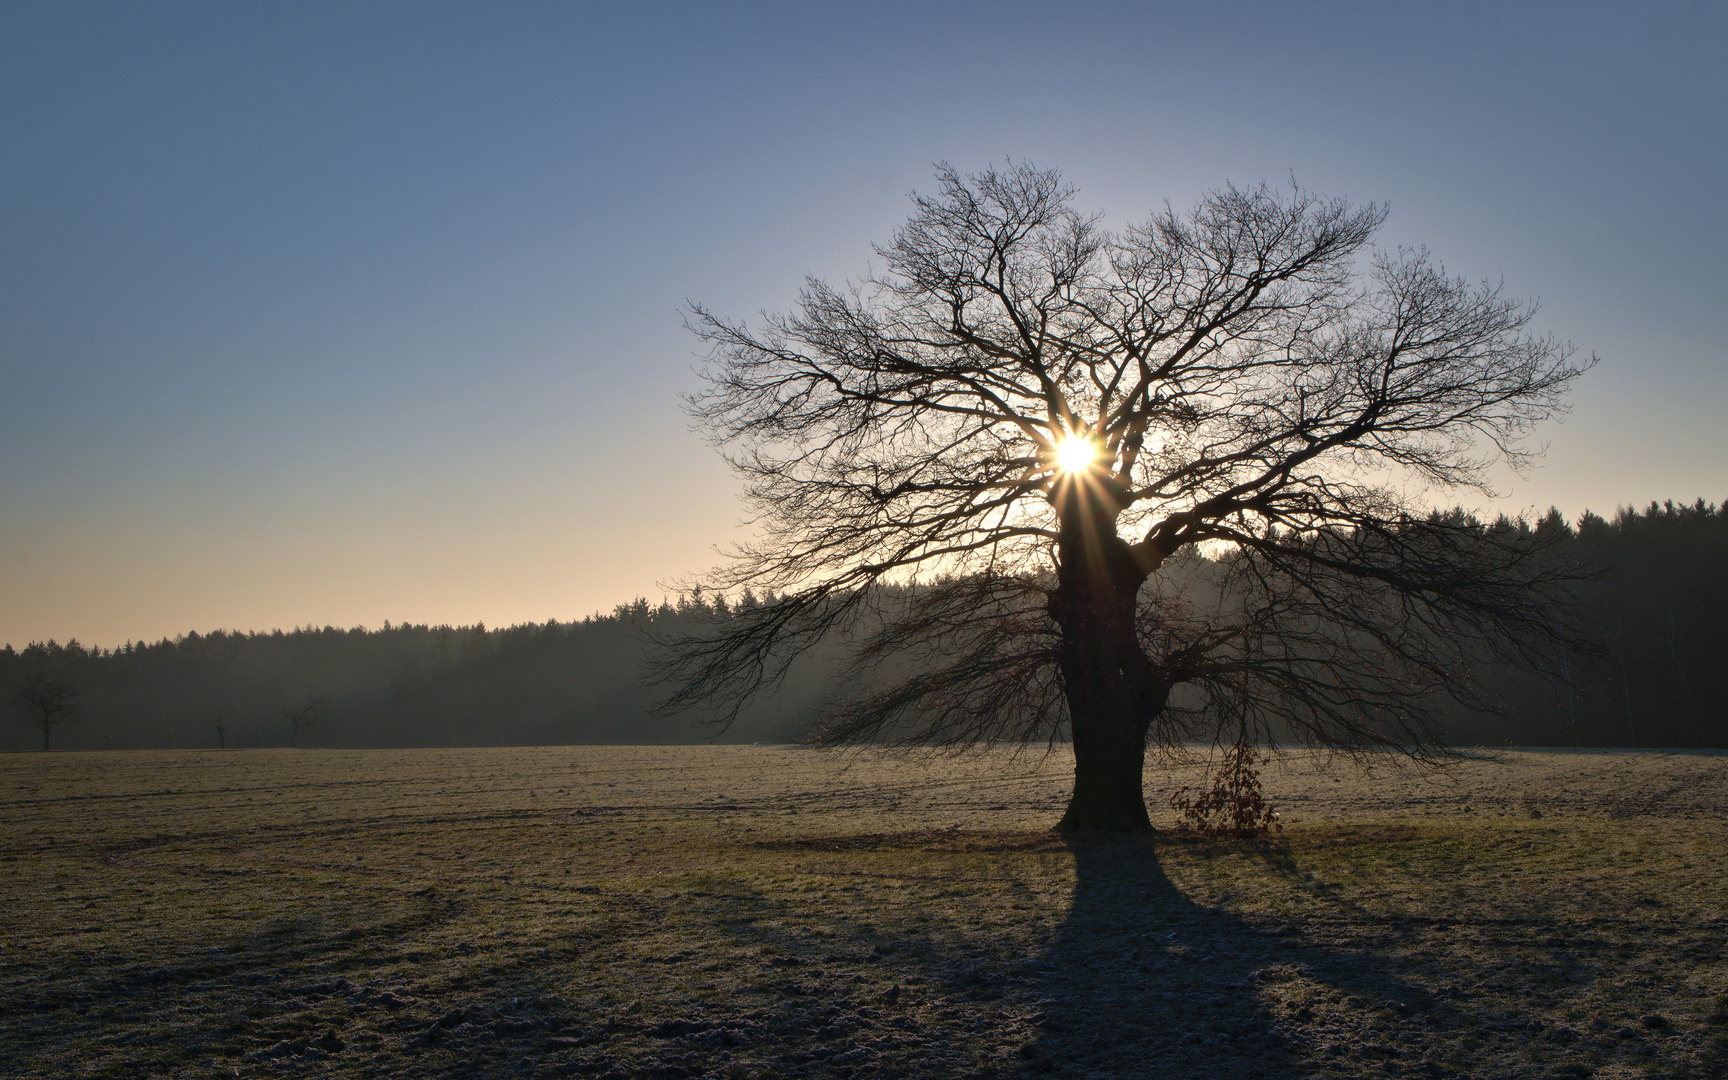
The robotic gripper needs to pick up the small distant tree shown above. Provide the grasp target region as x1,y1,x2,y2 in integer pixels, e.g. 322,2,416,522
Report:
11,677,78,751
211,711,230,750
284,695,328,748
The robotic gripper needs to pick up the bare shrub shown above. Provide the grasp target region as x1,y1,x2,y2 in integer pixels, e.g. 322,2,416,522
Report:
1167,737,1280,836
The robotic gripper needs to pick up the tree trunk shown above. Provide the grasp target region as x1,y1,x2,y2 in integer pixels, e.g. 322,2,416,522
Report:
1050,481,1158,832
42,722,50,752
1058,692,1152,831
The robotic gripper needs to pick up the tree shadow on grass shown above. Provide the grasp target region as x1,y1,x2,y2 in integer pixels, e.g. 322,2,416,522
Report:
626,829,1462,1080
1017,832,1461,1080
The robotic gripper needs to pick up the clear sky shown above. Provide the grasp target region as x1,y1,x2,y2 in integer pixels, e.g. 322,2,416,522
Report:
3,1,1724,650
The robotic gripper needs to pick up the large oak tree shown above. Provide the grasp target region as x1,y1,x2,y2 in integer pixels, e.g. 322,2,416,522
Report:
663,163,1591,831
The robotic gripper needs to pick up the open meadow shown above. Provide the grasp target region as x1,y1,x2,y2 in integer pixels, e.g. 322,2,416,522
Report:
2,745,1724,1080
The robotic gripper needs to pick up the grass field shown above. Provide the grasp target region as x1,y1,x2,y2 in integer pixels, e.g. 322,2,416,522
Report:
1,745,1725,1079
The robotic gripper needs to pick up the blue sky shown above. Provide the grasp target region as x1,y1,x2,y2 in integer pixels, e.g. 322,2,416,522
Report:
3,1,1724,648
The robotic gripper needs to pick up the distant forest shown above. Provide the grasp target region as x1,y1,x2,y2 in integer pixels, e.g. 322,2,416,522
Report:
3,500,1724,752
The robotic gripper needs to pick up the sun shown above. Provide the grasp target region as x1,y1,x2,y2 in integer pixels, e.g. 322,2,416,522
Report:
1054,435,1098,474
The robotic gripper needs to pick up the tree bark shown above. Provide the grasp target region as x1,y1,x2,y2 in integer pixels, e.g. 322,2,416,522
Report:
1051,479,1158,832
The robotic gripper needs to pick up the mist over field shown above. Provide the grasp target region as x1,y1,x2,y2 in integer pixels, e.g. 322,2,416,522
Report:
6,501,1724,754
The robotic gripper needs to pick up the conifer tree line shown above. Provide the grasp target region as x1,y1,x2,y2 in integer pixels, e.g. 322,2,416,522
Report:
0,594,821,752
3,500,1723,751
1440,499,1727,748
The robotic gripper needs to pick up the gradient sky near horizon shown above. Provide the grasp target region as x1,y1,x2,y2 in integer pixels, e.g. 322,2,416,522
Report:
3,1,1725,650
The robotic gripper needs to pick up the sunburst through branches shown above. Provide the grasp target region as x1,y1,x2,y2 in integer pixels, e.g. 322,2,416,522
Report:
1053,435,1099,475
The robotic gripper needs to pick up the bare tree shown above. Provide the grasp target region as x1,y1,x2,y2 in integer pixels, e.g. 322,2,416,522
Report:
211,710,229,750
661,162,1592,831
284,695,327,749
10,677,78,751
